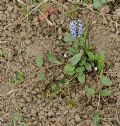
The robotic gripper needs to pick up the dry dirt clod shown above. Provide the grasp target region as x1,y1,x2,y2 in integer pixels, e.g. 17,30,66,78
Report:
100,5,110,14
74,114,81,123
102,122,111,126
39,111,45,116
7,6,13,12
113,8,120,17
50,14,57,22
102,17,108,25
24,40,31,46
33,16,39,23
48,110,55,117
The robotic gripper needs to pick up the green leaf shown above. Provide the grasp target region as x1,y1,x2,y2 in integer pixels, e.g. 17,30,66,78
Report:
79,57,86,66
101,89,111,96
91,62,95,67
47,54,61,64
85,63,92,71
16,71,25,81
51,84,59,93
101,76,112,86
35,56,43,68
12,71,25,85
59,57,65,64
78,73,85,84
60,79,70,86
100,0,107,4
64,79,70,86
93,0,101,9
96,51,105,72
79,36,85,45
93,113,101,126
70,52,83,65
73,39,79,49
19,123,29,126
13,112,21,122
93,0,107,9
69,47,78,55
95,51,105,62
98,61,105,72
64,33,75,42
87,52,94,61
75,66,85,74
85,87,96,96
38,73,46,81
64,64,75,75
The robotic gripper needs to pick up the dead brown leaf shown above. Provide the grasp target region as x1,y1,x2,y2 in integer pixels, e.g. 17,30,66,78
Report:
38,6,58,21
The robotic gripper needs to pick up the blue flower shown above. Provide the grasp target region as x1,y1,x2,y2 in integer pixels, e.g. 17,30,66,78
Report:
69,21,77,38
69,20,83,38
77,20,83,36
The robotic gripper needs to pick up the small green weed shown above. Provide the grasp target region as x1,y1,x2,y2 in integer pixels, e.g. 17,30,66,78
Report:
51,84,60,93
65,98,77,108
35,56,43,68
38,73,46,81
21,5,32,19
93,113,101,126
47,54,62,64
0,50,8,57
35,54,64,82
5,112,29,126
63,21,112,99
0,49,12,59
85,87,96,96
35,55,46,81
93,0,107,10
19,0,48,20
12,71,25,85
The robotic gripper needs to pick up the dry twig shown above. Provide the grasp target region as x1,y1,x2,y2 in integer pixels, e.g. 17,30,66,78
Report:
16,0,27,5
21,3,42,21
0,41,9,44
39,9,54,26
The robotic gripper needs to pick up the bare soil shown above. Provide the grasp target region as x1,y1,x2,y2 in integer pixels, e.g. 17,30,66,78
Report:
0,0,120,126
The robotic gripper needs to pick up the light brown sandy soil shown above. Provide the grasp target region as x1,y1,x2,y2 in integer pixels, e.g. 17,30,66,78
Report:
0,0,120,126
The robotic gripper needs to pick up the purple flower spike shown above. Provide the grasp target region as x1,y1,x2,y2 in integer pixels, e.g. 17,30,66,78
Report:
69,20,83,38
69,21,76,38
77,21,83,36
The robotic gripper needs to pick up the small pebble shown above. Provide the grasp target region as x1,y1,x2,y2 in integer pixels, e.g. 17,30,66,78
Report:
94,67,97,71
64,54,67,58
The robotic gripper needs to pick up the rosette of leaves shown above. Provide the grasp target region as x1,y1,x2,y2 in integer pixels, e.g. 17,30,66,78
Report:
63,29,111,87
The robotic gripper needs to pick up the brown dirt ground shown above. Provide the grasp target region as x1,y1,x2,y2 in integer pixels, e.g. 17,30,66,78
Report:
0,0,120,126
